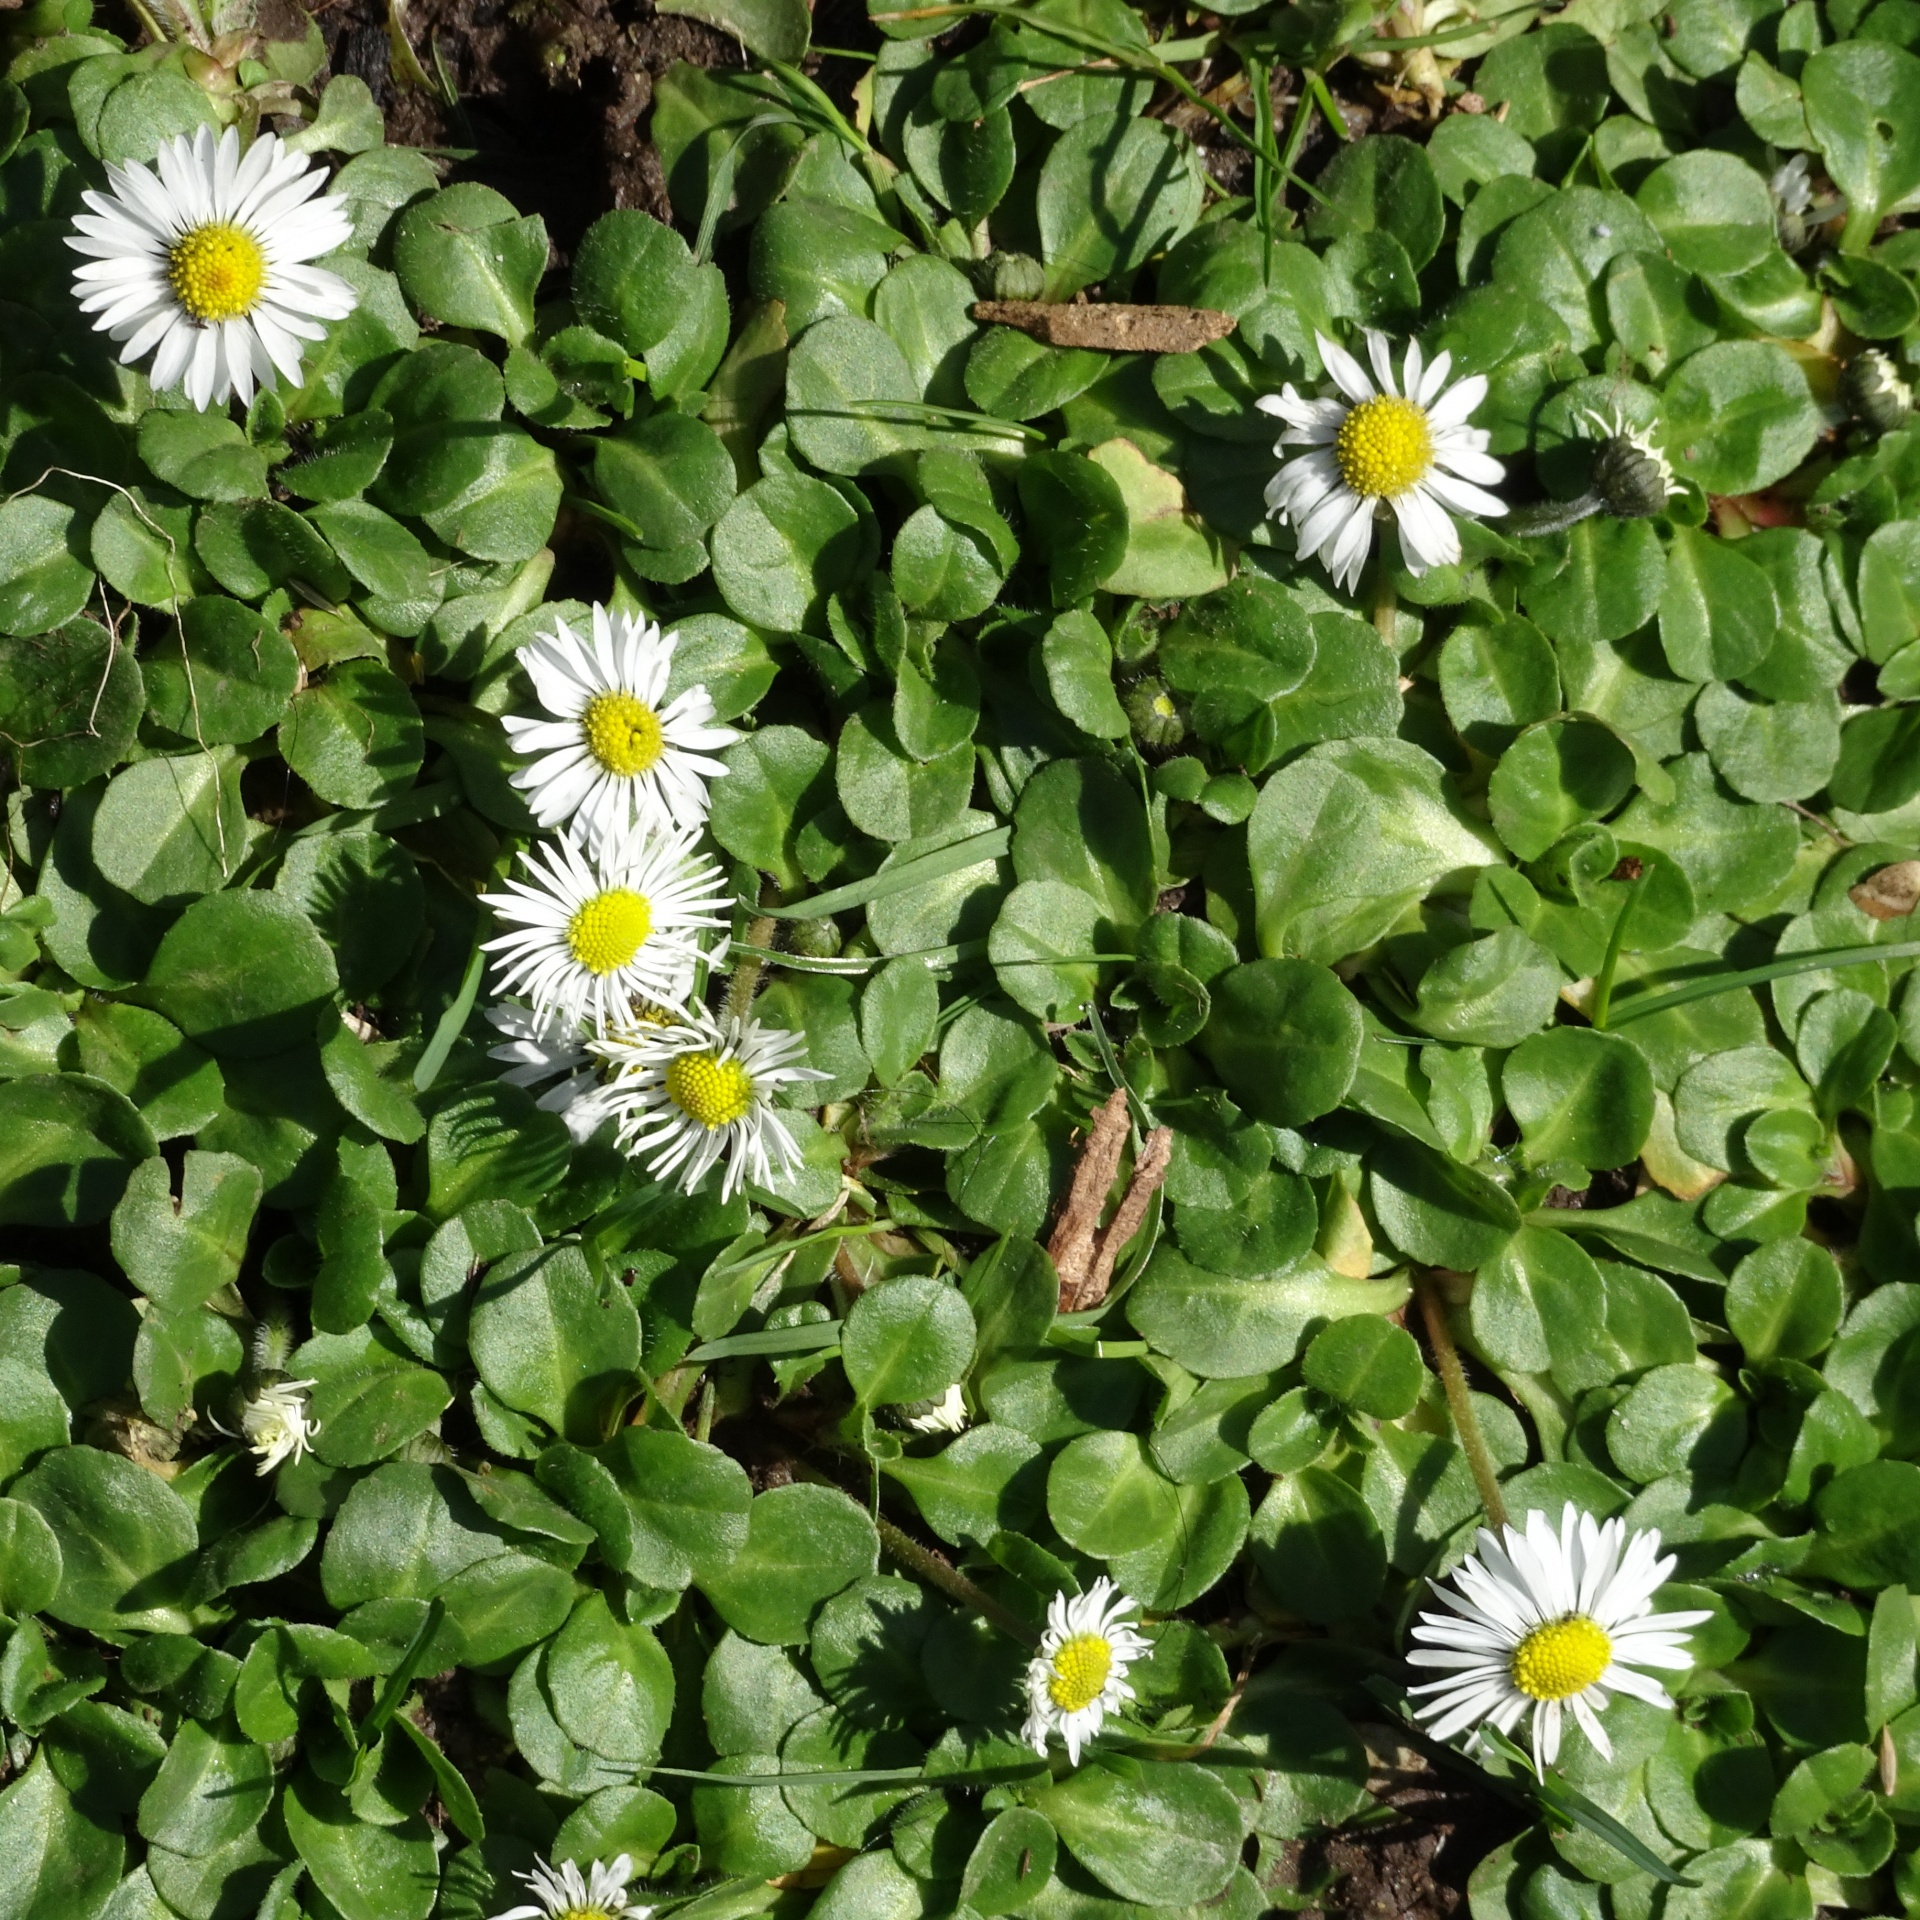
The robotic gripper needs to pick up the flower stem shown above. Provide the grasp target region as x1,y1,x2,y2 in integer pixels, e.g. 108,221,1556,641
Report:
791,1461,1039,1646
1503,492,1606,539
1415,1271,1508,1531
1373,573,1398,648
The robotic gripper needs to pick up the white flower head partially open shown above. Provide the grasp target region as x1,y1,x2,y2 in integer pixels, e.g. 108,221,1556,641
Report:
239,1379,320,1476
68,125,356,411
483,1001,621,1143
1259,329,1505,591
592,1004,826,1201
502,606,741,854
490,1851,652,1920
1022,1577,1150,1765
1409,1503,1713,1773
480,830,729,1033
902,1384,969,1434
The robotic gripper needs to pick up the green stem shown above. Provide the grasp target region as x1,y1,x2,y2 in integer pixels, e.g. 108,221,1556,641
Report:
1416,1272,1508,1531
1586,868,1646,1034
1503,492,1607,539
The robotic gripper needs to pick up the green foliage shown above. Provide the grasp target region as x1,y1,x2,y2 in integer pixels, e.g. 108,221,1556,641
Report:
5,0,1920,1914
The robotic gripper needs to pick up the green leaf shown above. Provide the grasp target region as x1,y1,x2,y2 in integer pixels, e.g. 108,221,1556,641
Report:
1302,1316,1425,1419
546,1592,675,1766
469,1241,641,1443
1247,1468,1386,1622
143,595,299,746
1305,134,1444,269
1663,341,1821,495
109,1150,261,1312
90,750,247,908
843,1275,976,1407
0,618,144,789
283,1768,439,1920
1037,114,1204,298
695,1483,879,1644
1034,1760,1243,1905
1199,959,1363,1128
0,1757,123,1920
1803,41,1920,236
1505,1028,1656,1175
277,659,424,811
393,183,547,346
136,1717,273,1858
143,891,340,1058
588,1427,752,1587
0,494,93,638
0,1074,155,1228
1635,151,1776,275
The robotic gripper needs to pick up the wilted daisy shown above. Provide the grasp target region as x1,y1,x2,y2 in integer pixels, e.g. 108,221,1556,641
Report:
1022,1577,1150,1766
484,1002,621,1143
592,1004,824,1201
480,830,730,1032
902,1384,969,1434
67,124,356,411
501,607,740,854
490,1852,652,1920
1408,1504,1712,1773
237,1379,320,1475
1260,330,1505,591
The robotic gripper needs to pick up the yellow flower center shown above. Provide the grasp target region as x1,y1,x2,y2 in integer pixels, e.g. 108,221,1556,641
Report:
1046,1632,1113,1714
1334,393,1434,500
554,1909,613,1920
1510,1615,1612,1702
666,1049,755,1129
582,690,665,779
1151,694,1176,718
566,888,652,976
166,222,267,324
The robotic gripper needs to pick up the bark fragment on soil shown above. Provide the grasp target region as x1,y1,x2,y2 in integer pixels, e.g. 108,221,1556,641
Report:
971,300,1239,352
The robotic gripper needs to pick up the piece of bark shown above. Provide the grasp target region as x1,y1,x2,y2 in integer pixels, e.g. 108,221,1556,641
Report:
1047,1088,1130,1304
971,300,1238,353
1852,859,1920,921
1075,1122,1173,1312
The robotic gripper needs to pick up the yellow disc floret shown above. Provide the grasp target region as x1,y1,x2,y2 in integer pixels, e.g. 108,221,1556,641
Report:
666,1049,756,1129
582,690,665,778
1334,393,1434,500
1510,1615,1612,1702
166,222,267,324
566,887,652,975
1046,1632,1113,1714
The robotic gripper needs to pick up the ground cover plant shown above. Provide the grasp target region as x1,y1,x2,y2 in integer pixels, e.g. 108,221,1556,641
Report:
6,0,1920,1911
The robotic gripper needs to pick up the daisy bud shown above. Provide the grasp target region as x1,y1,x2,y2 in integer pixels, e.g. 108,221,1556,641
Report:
1125,678,1186,751
1843,350,1914,435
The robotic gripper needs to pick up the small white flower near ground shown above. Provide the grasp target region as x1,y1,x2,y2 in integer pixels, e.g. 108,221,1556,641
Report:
239,1379,320,1476
480,830,730,1032
502,606,740,854
1408,1503,1713,1772
1260,329,1506,591
592,1004,825,1202
68,125,356,410
1022,1576,1150,1766
489,1851,653,1920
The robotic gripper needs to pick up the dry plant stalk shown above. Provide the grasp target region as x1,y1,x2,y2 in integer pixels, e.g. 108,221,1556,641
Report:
1049,1087,1175,1312
971,300,1238,353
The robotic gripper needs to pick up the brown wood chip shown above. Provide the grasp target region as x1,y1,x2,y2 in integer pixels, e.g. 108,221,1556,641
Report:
970,300,1238,353
1851,859,1920,920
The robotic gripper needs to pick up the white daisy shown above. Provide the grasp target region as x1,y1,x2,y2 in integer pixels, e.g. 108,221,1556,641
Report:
591,1004,826,1202
1771,152,1815,220
501,606,740,854
1408,1503,1713,1773
1259,329,1506,591
238,1379,320,1475
490,1851,652,1920
483,1002,622,1143
480,830,731,1032
902,1384,969,1434
67,124,356,412
1022,1577,1150,1766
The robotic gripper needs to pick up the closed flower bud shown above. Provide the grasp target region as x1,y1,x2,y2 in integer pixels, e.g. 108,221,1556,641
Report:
990,252,1046,301
1125,678,1186,750
786,915,842,959
1580,406,1681,519
1843,350,1914,435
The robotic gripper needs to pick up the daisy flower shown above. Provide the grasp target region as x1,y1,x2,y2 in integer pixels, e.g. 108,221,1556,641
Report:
67,124,356,411
490,1852,652,1920
237,1379,320,1475
1022,1577,1150,1766
484,1002,620,1143
1408,1504,1713,1773
1259,330,1506,592
591,1004,825,1201
902,1384,969,1434
501,606,740,854
480,830,731,1032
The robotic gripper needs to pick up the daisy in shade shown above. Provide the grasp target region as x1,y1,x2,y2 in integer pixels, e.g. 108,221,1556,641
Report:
67,124,356,412
902,1384,969,1434
1023,1578,1150,1766
490,1851,652,1920
1259,330,1506,592
502,606,740,854
480,830,730,1032
237,1379,320,1475
1408,1504,1713,1773
591,1004,825,1202
484,1002,621,1143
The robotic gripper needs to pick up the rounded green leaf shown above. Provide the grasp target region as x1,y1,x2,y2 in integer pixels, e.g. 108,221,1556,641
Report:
1247,1467,1386,1623
1505,1027,1655,1175
843,1275,976,1407
144,891,339,1059
694,1483,879,1644
1302,1316,1424,1419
